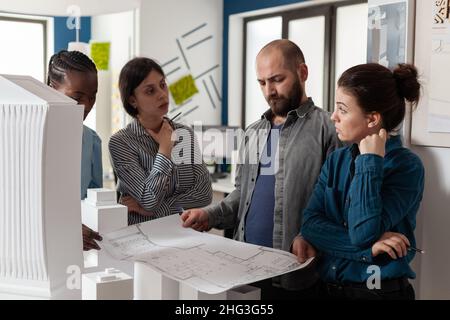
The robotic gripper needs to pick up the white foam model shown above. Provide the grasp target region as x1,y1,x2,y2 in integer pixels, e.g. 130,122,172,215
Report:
82,189,127,234
134,262,179,300
85,188,117,207
0,75,84,299
82,268,133,300
81,188,131,275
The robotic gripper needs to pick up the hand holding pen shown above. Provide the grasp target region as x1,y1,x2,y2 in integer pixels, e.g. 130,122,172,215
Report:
372,231,423,259
408,246,425,254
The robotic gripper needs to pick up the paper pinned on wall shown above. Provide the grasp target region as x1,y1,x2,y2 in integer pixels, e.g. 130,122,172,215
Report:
91,42,111,71
367,0,408,69
428,0,450,133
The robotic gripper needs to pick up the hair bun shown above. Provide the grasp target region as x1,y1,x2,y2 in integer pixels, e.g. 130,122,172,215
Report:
393,64,420,104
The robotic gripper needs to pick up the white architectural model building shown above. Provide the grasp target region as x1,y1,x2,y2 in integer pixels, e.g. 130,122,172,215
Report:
82,268,133,300
134,262,179,300
82,188,127,234
0,75,84,299
81,188,131,275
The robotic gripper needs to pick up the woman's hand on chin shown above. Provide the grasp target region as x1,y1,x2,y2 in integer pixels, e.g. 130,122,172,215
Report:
146,119,174,158
359,128,387,157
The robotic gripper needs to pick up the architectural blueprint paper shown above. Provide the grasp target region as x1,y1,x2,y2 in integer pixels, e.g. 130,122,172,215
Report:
100,214,314,294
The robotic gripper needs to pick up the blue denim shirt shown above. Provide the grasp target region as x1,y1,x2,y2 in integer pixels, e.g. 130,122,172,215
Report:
301,135,425,283
81,125,103,200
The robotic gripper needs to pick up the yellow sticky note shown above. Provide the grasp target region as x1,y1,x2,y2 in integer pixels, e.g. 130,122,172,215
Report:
169,75,199,105
91,42,110,71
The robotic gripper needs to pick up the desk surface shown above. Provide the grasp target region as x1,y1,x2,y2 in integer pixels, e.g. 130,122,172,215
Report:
211,175,235,194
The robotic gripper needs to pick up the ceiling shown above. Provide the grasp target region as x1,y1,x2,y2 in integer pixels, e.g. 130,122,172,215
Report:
0,0,141,16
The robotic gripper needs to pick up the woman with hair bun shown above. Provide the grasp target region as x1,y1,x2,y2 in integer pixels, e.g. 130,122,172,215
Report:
292,63,424,300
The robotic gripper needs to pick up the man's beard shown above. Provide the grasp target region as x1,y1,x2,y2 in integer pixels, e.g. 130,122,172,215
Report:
267,77,303,117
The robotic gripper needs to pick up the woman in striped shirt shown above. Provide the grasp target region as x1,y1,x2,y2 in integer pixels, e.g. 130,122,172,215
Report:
109,57,212,225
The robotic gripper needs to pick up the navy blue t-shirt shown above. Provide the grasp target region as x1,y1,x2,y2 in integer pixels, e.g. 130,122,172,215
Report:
244,124,282,247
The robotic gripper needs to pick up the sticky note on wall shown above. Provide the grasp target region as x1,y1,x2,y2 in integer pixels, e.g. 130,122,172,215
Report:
91,42,111,71
169,75,199,105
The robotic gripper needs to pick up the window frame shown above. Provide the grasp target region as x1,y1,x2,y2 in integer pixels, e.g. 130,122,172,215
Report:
0,14,48,82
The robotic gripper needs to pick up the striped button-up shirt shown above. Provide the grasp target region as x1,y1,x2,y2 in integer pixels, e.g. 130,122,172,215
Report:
109,119,212,224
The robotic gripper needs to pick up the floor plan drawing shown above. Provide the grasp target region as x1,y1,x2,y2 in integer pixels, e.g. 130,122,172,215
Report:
101,214,314,294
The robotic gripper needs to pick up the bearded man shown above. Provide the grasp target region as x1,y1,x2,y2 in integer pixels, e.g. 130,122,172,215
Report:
181,39,340,299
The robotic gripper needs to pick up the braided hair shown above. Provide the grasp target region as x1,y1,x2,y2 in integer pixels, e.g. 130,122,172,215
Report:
47,50,97,87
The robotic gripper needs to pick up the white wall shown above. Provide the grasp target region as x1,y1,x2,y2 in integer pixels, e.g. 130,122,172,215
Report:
412,146,450,299
411,0,450,300
91,10,137,178
139,0,223,125
90,0,224,175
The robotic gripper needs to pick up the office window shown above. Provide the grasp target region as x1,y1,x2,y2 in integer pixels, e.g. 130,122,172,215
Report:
289,15,327,108
244,17,282,127
242,0,367,128
0,15,47,82
335,3,368,85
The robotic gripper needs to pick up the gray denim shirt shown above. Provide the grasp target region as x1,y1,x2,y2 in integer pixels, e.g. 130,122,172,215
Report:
205,98,341,290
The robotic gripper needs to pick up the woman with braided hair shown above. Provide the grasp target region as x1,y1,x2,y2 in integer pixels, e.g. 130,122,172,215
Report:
47,50,102,251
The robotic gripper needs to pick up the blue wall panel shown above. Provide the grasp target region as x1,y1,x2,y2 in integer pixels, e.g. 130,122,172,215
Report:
54,16,91,54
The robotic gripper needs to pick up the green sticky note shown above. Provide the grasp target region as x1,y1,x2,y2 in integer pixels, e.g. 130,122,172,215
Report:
169,75,199,105
90,42,110,71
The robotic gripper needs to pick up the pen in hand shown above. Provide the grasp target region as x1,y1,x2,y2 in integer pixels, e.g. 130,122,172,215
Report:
169,112,182,122
408,246,425,254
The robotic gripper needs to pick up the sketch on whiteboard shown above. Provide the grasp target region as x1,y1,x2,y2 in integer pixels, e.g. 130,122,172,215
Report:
160,23,222,123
